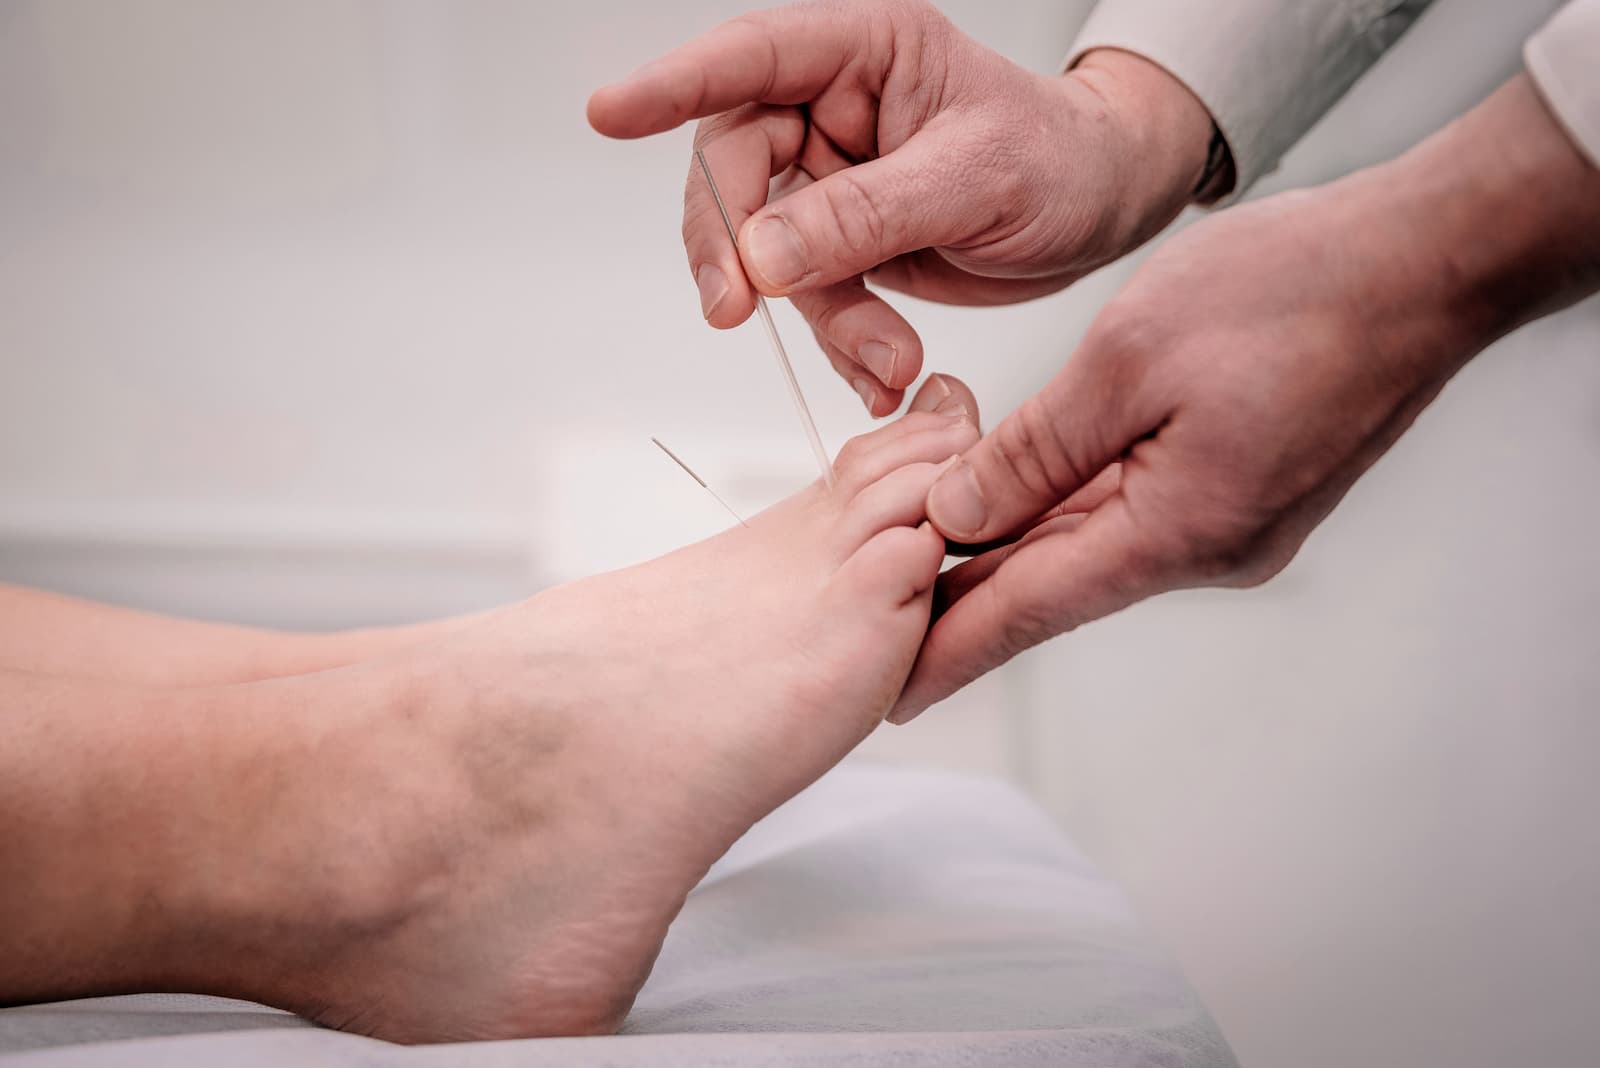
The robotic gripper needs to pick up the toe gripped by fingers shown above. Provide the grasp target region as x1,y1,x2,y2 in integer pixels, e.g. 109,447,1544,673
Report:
828,372,980,494
833,416,979,497
835,522,947,610
836,461,957,554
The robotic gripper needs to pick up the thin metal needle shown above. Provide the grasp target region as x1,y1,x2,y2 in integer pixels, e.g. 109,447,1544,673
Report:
694,148,836,488
652,436,749,527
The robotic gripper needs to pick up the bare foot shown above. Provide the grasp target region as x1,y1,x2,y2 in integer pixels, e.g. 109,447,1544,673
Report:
243,378,980,1042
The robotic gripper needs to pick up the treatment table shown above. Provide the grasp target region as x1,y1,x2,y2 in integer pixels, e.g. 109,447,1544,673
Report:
0,763,1236,1066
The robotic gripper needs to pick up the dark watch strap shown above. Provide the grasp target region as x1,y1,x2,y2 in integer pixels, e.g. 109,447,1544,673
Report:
1192,122,1236,203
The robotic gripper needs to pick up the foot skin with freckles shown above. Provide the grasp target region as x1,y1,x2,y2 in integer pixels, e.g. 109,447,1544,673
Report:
256,377,980,1042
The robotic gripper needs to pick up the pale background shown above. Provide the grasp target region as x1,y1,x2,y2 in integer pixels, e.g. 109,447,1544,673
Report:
1,1,1596,1065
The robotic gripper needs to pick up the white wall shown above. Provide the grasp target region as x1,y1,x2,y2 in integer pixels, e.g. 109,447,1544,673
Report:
1,2,1596,1066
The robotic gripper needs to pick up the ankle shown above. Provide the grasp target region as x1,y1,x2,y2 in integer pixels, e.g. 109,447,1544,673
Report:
168,659,457,1003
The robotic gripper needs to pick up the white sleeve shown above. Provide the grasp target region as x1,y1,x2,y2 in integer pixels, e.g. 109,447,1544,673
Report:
1526,0,1600,169
1064,0,1437,199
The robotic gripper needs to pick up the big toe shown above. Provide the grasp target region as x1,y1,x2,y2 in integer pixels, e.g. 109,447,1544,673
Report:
833,522,947,610
907,373,980,421
831,374,981,496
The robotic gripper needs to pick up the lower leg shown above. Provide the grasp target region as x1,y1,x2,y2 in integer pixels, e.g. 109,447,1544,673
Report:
0,662,430,1005
0,583,488,687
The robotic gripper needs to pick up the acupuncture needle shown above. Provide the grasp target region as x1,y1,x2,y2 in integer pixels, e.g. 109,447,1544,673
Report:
652,436,748,527
695,148,836,489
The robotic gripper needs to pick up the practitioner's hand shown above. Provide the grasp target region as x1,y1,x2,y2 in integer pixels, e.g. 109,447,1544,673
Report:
587,0,1217,414
891,74,1600,720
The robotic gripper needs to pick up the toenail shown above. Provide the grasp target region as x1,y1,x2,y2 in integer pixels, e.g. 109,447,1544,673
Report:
858,341,897,384
745,215,807,289
934,391,973,420
851,377,877,412
928,462,988,537
911,375,954,413
696,263,729,320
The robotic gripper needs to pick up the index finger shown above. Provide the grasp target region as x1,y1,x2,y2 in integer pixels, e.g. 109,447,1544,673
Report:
586,4,878,140
686,107,806,328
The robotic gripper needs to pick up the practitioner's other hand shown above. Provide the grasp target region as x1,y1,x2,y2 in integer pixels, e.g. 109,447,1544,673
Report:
588,0,1218,414
894,75,1600,720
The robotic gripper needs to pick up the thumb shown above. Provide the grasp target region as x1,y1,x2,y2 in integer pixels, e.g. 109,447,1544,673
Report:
926,355,1156,544
737,127,986,295
890,495,1162,722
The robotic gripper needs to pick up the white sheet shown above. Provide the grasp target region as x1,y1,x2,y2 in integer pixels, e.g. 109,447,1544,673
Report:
0,763,1236,1066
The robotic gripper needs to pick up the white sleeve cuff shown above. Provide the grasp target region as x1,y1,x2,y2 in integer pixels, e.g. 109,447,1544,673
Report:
1065,0,1436,202
1525,0,1600,171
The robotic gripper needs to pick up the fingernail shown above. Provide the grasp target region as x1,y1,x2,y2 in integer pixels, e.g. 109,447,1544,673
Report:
927,462,988,537
851,377,877,413
696,264,729,320
910,374,953,413
745,216,807,289
858,341,897,384
886,702,923,726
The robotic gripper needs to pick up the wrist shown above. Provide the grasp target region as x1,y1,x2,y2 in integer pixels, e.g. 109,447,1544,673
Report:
1346,74,1600,364
1067,48,1221,223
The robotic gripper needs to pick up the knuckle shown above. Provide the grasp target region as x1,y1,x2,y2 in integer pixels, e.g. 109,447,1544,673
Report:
995,594,1062,658
680,197,723,252
690,111,736,148
987,159,1031,219
682,181,729,254
723,13,782,100
806,320,833,356
1086,301,1159,361
890,0,951,46
991,396,1090,504
807,293,851,344
820,171,891,259
673,55,713,122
